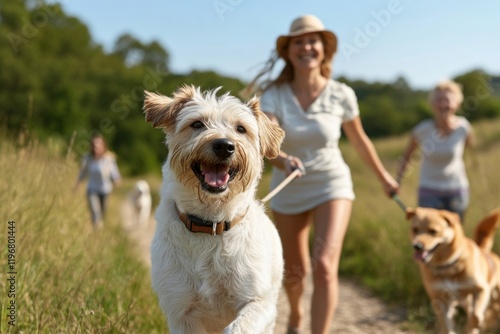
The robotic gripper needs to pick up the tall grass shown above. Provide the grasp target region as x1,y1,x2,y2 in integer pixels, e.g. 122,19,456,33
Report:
0,138,167,333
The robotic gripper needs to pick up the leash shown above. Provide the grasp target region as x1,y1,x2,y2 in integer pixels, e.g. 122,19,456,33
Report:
260,169,302,204
390,192,408,213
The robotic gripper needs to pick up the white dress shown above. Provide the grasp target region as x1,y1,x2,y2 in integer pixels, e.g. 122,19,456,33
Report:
260,79,359,214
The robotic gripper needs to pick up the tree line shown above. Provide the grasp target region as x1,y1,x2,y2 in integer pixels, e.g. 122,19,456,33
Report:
1,0,499,175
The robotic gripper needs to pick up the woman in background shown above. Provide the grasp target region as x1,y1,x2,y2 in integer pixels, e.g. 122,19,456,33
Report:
397,80,474,221
75,133,121,228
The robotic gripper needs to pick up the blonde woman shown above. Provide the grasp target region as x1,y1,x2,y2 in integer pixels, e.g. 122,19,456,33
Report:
397,80,475,220
248,15,399,334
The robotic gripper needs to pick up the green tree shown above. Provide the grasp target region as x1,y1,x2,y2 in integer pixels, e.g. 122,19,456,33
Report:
454,69,499,120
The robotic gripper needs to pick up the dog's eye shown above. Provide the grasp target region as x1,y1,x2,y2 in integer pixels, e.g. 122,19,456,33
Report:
191,121,204,129
412,227,418,234
236,125,246,134
428,229,438,236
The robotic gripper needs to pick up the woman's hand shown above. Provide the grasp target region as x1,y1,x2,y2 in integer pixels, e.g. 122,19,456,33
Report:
381,172,399,198
284,155,305,177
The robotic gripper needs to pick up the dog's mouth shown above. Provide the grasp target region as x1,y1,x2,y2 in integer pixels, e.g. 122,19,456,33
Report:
192,162,239,194
413,243,440,263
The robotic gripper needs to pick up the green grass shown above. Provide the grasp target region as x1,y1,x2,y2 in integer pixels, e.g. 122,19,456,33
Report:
1,117,499,333
0,138,167,333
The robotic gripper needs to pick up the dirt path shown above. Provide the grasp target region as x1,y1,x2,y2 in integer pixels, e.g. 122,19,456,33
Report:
120,200,416,334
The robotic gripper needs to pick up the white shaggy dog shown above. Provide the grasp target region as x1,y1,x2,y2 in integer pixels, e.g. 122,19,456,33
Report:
143,85,285,334
130,180,151,226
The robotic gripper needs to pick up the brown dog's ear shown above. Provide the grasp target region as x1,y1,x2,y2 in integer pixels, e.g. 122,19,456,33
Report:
143,85,196,132
439,210,460,226
247,96,284,159
406,208,416,221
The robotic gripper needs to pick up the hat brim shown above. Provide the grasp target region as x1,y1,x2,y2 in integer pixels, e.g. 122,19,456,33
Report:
276,30,337,60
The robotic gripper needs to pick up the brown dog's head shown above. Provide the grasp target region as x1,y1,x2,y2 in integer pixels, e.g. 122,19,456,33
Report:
406,207,461,264
143,85,284,202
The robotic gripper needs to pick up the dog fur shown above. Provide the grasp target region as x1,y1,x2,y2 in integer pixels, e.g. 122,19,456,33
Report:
143,85,285,334
407,207,500,333
130,180,152,226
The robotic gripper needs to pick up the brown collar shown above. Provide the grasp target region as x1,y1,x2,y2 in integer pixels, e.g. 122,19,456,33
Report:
430,257,465,277
429,248,466,277
174,203,246,236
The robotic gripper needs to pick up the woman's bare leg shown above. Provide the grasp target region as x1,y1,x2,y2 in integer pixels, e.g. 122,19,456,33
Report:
310,199,352,334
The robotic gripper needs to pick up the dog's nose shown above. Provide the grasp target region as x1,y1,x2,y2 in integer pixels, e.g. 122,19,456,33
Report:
212,139,235,159
413,243,424,251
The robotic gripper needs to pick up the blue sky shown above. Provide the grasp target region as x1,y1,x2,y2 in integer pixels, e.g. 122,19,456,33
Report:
57,0,500,90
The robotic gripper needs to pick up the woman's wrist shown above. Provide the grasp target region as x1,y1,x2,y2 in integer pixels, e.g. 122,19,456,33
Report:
280,155,291,171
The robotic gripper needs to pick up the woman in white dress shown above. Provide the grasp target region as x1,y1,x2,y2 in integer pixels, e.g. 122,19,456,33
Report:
247,15,399,334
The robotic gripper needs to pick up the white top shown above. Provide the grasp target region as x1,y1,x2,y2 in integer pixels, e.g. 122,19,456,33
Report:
412,117,471,191
78,153,121,194
260,79,359,214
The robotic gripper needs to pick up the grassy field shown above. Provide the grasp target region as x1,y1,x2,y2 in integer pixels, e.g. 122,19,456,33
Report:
1,117,499,333
0,138,167,333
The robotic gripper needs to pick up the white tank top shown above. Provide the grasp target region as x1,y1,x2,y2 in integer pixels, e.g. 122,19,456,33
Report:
412,117,471,190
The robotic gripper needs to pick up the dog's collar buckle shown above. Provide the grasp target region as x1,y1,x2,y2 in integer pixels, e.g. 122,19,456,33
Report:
212,220,217,235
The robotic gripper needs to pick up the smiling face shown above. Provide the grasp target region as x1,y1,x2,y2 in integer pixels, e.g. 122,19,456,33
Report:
287,32,325,73
143,86,284,204
431,89,461,120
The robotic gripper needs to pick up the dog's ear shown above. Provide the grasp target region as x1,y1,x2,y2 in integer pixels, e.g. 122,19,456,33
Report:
405,208,416,221
143,91,175,130
439,210,460,226
143,85,196,132
247,96,284,159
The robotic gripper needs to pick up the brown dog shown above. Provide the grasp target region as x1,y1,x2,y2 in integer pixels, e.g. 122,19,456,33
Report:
407,207,500,333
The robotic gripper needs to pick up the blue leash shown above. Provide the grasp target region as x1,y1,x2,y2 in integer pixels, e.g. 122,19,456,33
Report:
391,193,408,212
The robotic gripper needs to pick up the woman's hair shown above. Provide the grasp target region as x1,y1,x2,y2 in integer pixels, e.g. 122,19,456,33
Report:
241,34,334,98
428,80,464,105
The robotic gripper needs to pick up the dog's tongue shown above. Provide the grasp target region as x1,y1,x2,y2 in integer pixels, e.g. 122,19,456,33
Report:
414,250,429,262
202,164,230,187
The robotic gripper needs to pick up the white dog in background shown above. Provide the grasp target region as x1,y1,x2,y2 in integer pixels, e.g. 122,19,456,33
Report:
143,85,285,334
130,180,151,226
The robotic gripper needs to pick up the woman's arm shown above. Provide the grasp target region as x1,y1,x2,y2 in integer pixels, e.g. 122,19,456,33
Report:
396,135,419,185
465,126,476,148
110,158,122,187
73,156,89,192
342,116,398,196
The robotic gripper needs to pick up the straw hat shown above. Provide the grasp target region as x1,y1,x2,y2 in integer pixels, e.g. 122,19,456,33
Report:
276,15,337,60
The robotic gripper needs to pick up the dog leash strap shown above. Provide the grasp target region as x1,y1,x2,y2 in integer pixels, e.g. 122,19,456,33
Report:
391,193,408,212
260,169,301,204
